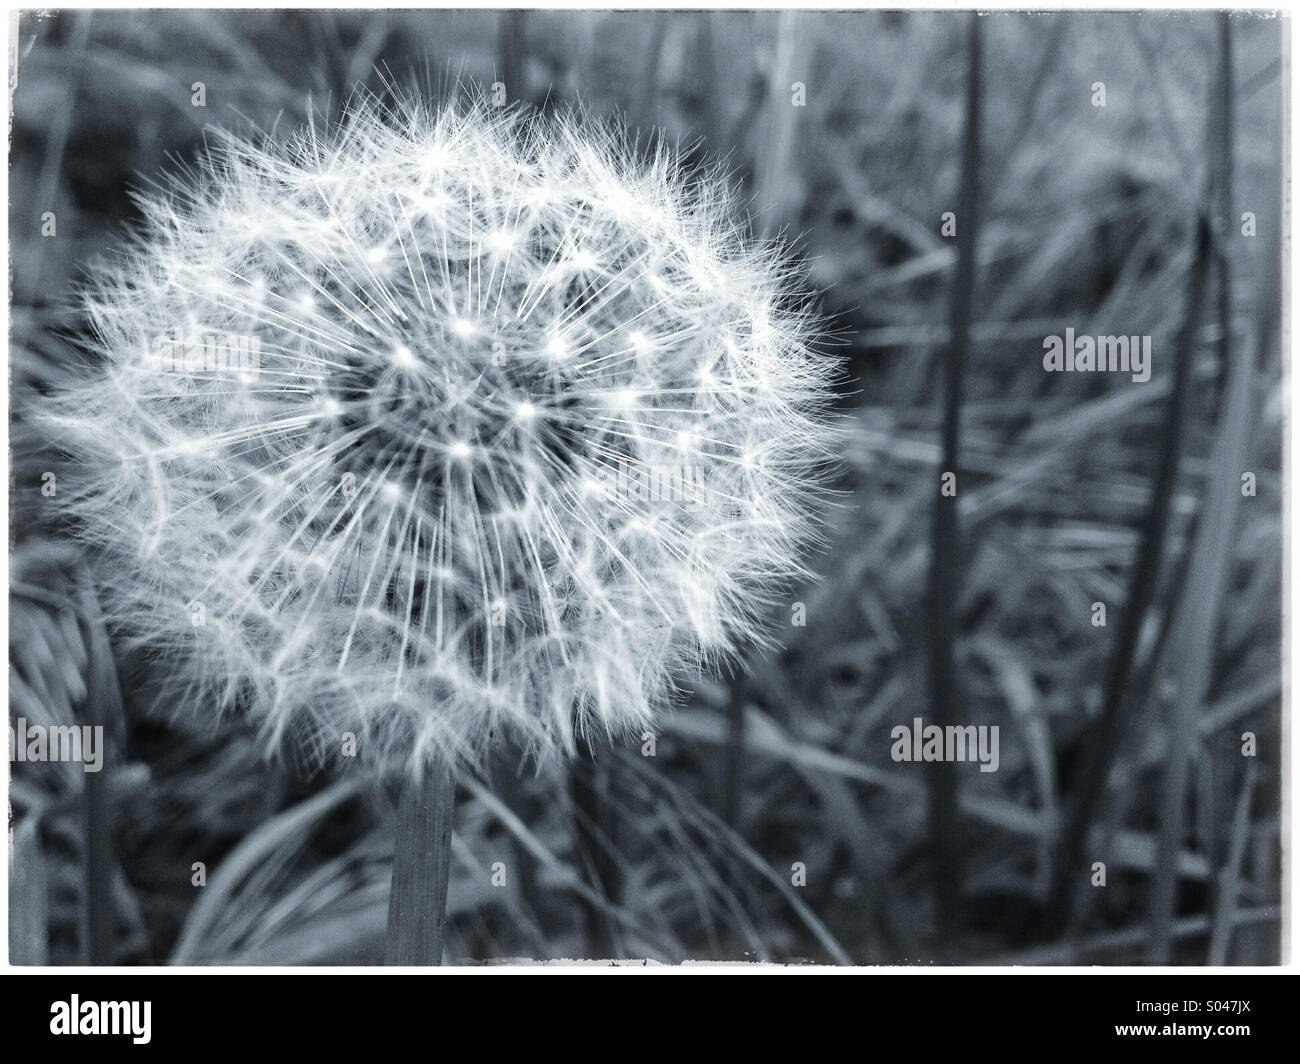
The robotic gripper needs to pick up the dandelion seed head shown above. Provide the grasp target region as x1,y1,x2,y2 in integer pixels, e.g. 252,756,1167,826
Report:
51,93,836,776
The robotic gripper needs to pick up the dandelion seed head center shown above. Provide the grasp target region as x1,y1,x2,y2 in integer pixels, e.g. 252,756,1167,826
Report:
317,306,624,509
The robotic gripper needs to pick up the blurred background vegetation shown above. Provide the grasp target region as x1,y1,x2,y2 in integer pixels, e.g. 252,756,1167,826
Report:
8,8,1285,964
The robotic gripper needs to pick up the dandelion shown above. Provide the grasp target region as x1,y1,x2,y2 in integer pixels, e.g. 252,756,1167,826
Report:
49,93,835,962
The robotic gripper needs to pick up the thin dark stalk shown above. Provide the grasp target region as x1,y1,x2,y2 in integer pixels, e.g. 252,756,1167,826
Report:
1048,166,1217,938
924,12,982,946
384,755,456,965
81,769,114,964
496,10,529,106
1048,227,1212,930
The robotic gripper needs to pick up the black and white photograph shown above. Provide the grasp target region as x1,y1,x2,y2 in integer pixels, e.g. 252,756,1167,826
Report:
2,1,1292,997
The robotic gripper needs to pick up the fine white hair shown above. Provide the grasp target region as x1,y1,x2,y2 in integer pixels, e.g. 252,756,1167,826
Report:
49,92,836,776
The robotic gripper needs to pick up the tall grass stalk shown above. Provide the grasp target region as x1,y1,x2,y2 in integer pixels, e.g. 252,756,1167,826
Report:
1146,13,1238,964
924,12,983,943
1049,104,1218,937
497,10,529,104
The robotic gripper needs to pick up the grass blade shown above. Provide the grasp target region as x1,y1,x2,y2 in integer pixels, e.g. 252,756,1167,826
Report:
1048,79,1217,931
924,11,983,944
1147,13,1239,963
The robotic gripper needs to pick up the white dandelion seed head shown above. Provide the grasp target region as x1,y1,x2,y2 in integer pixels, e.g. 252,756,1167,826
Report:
49,93,836,776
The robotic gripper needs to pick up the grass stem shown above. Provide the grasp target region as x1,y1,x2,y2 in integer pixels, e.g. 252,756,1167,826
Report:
924,11,983,944
1049,153,1216,937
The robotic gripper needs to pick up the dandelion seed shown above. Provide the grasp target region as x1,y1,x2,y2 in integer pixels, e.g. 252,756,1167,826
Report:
49,92,835,782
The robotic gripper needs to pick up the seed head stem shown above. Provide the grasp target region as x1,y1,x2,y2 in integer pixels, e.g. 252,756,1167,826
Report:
385,756,456,966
